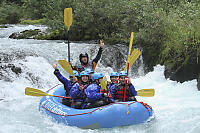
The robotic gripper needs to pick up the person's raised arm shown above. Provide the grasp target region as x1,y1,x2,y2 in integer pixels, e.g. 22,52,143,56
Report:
53,63,71,88
92,40,104,63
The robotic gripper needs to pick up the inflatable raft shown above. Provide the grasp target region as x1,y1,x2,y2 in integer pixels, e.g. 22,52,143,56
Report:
39,85,154,129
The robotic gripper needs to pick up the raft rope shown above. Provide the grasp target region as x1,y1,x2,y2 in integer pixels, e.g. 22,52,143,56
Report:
48,84,61,91
139,101,152,116
41,100,152,117
41,85,152,117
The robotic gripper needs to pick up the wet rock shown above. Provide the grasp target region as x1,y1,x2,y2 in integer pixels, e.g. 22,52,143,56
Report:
100,44,128,71
198,75,200,91
141,44,161,74
0,52,37,63
0,64,22,75
164,49,200,83
0,25,8,28
0,51,38,82
0,63,22,82
9,29,42,39
139,39,199,84
11,65,22,75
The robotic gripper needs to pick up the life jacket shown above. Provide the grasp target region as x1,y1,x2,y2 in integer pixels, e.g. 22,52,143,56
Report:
72,83,89,101
80,63,93,73
92,62,97,71
107,82,116,90
65,81,76,96
115,84,131,99
99,88,112,98
76,61,94,73
100,82,114,94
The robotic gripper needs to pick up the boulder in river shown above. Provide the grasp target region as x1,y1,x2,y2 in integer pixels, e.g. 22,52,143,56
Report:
198,75,200,91
9,29,42,39
0,25,8,28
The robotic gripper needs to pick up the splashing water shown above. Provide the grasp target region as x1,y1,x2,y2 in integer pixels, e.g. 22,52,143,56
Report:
0,25,199,133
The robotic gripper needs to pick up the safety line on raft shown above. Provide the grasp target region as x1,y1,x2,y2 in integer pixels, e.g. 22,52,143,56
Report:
40,85,153,117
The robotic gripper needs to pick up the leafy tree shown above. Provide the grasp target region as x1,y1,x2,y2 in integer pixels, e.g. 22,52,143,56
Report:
0,1,22,24
21,0,47,19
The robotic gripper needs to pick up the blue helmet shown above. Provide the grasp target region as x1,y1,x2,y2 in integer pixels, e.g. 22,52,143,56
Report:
85,68,94,74
97,73,104,79
80,71,89,77
92,73,99,81
91,73,104,81
110,72,119,77
119,71,127,76
69,70,79,77
73,70,79,77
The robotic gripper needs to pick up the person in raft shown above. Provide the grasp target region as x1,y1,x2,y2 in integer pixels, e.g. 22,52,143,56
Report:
84,68,94,83
70,71,90,109
109,71,137,102
74,40,104,72
84,73,114,109
101,72,119,94
52,63,79,106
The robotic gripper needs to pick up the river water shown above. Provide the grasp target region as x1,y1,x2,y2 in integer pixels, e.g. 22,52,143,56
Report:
0,25,199,133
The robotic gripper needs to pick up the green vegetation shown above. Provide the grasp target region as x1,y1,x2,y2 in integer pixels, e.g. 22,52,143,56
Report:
20,19,46,25
0,25,8,28
157,1,200,69
0,1,22,24
0,0,199,80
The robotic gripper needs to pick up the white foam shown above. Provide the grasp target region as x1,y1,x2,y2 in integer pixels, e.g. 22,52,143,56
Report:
0,25,199,133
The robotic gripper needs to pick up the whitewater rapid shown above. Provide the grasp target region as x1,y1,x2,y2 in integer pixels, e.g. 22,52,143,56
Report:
0,25,199,133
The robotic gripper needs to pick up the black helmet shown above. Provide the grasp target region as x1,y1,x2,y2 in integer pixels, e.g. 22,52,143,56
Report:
79,53,88,63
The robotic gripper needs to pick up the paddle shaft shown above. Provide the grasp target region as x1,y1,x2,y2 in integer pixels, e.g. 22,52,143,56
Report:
123,63,129,102
25,87,72,99
67,30,70,62
52,95,72,99
77,80,83,88
58,60,83,87
64,8,72,62
123,33,133,102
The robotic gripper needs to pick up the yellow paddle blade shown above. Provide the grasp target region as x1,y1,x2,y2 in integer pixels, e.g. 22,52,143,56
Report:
124,49,141,71
58,60,77,80
129,49,141,66
128,32,134,62
25,87,51,97
64,8,73,30
137,89,155,97
100,76,107,90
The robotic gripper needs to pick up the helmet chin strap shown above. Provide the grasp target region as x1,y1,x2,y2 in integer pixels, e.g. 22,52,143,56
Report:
121,82,125,86
81,58,88,65
82,62,88,65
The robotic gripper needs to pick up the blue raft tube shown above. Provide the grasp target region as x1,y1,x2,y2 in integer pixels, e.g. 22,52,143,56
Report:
39,84,154,129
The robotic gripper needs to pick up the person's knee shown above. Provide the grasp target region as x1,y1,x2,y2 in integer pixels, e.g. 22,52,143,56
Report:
74,101,83,109
93,100,106,107
129,96,137,101
84,103,92,109
62,98,71,106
